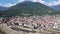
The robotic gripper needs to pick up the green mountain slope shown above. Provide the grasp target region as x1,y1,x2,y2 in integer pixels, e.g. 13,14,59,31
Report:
3,1,59,17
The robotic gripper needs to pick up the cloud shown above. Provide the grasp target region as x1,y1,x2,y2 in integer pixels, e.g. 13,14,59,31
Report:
18,0,45,3
0,0,60,7
45,0,60,6
3,3,16,7
32,0,60,6
37,0,45,4
0,3,2,5
18,0,25,3
31,0,38,2
0,3,16,7
31,0,60,6
0,0,51,7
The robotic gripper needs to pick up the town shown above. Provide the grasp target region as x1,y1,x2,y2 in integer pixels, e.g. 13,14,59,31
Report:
0,15,60,34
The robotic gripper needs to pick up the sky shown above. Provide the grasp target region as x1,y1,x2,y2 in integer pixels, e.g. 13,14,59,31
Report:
0,0,60,7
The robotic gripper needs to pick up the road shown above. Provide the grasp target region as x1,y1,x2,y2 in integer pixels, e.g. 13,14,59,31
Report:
0,24,60,34
0,24,41,34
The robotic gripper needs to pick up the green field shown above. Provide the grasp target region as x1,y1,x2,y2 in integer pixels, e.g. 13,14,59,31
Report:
0,30,5,34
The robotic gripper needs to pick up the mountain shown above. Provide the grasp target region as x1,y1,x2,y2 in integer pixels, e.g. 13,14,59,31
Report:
3,1,59,17
0,6,8,11
51,5,60,11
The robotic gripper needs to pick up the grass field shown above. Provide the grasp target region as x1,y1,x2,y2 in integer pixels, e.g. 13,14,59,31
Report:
0,30,5,34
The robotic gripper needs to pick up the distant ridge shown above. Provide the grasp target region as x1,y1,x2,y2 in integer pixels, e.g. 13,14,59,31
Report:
0,6,8,11
51,5,60,11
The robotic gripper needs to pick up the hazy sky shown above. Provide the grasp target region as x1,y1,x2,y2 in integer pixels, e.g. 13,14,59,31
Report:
0,0,60,7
